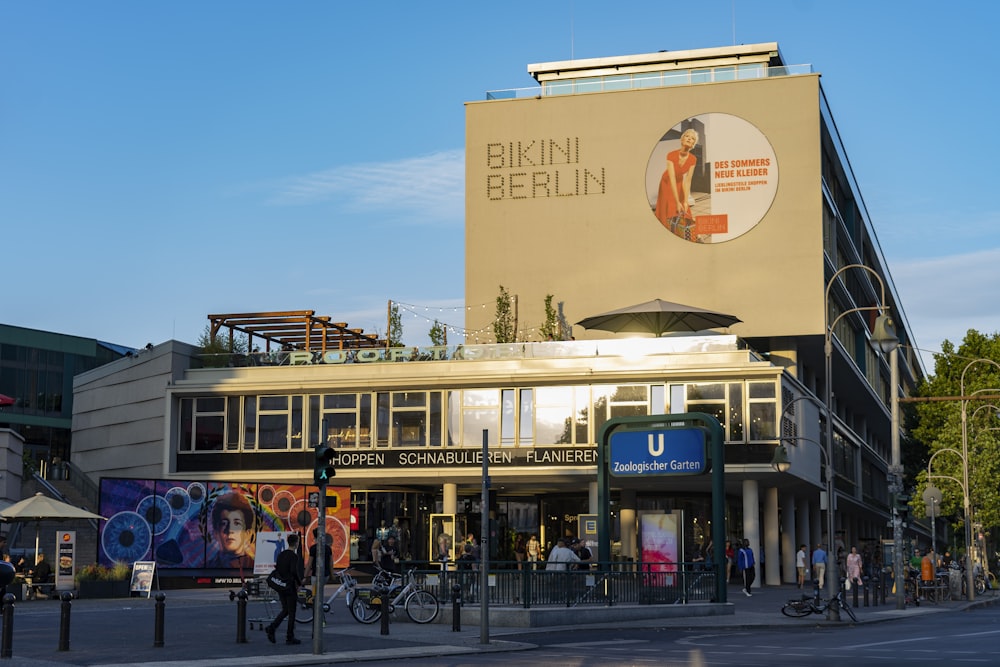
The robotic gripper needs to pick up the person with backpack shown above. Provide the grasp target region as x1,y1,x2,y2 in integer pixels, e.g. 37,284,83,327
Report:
737,539,756,597
266,532,303,645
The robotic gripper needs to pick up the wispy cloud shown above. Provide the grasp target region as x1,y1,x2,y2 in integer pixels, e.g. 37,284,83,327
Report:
268,150,465,225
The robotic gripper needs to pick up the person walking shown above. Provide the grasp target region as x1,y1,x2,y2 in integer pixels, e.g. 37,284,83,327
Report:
846,546,864,590
812,543,828,590
737,539,755,597
266,532,303,645
796,544,809,589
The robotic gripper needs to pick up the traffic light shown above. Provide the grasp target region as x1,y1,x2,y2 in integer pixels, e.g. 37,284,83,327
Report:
314,444,336,486
895,492,911,522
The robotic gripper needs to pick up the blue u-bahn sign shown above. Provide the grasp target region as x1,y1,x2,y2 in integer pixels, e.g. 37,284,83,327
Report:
608,427,707,477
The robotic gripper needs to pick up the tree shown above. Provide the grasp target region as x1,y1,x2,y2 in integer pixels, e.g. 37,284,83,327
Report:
494,285,516,343
540,294,558,340
388,302,404,347
429,319,447,346
196,324,247,368
911,330,1000,546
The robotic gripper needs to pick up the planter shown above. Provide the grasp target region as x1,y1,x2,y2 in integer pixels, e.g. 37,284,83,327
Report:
77,580,130,598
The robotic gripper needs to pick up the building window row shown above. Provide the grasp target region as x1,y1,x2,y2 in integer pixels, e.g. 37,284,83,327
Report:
178,380,780,454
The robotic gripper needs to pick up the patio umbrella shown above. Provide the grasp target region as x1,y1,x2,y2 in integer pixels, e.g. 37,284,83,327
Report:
575,298,741,337
0,493,106,561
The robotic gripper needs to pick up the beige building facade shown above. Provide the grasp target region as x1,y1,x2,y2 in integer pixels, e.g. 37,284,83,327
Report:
69,43,921,589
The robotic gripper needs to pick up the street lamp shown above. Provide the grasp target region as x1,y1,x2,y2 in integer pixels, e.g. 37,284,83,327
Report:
960,361,1000,601
824,264,898,619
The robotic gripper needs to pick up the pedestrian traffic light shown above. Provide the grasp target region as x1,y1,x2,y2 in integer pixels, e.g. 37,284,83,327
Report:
895,493,911,521
314,444,336,486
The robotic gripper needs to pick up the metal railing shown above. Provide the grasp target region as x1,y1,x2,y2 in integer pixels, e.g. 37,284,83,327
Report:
416,560,717,608
486,64,813,100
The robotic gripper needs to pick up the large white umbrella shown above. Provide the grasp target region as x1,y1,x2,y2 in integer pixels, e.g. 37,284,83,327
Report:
0,492,106,560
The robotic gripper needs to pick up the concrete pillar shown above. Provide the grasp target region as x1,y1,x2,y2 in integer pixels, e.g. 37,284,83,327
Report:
443,483,457,515
764,486,780,586
620,489,637,560
781,492,797,584
810,501,822,549
742,480,760,589
796,497,810,571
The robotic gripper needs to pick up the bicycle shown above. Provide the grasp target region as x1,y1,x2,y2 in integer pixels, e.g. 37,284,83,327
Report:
293,568,369,624
352,567,439,624
781,580,858,622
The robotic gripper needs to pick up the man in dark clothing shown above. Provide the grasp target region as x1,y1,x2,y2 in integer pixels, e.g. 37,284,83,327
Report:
266,533,303,645
737,539,756,597
307,528,333,583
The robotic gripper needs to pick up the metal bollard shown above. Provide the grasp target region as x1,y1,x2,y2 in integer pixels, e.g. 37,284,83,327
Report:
154,593,166,648
852,579,859,608
236,589,248,644
451,583,462,632
379,589,390,636
58,592,72,652
863,576,870,607
2,593,15,658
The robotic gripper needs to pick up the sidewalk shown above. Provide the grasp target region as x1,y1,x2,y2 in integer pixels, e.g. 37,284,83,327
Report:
5,581,998,667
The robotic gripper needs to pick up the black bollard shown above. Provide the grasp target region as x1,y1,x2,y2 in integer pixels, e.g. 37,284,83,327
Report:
379,589,390,636
863,576,870,607
236,589,248,644
2,593,14,658
451,583,462,632
153,593,166,648
58,591,72,652
852,579,859,608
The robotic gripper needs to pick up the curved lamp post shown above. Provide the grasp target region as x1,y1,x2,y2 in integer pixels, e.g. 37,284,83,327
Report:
959,361,1000,601
824,264,899,618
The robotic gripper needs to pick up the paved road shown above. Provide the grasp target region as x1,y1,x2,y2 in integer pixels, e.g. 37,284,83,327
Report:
0,581,994,666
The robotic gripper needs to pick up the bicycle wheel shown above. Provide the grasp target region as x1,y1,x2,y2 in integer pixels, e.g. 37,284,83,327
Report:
975,577,986,595
350,591,381,624
781,600,812,618
404,590,439,623
838,598,857,622
295,589,314,624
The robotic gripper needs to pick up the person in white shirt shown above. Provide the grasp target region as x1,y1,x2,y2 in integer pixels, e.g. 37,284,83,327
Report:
545,538,580,571
796,544,808,589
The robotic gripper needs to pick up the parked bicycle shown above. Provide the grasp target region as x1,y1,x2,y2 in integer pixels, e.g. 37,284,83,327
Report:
352,567,439,624
781,579,857,622
294,568,367,624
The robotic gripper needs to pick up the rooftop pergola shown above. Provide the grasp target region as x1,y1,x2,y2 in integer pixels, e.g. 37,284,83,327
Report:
208,310,386,352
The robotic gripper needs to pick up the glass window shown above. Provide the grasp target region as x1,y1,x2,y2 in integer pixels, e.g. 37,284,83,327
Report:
227,396,241,450
243,396,257,447
324,394,356,409
501,389,516,447
728,383,744,441
519,389,534,445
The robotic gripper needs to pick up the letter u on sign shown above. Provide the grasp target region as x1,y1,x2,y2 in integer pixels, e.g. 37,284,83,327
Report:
648,433,665,457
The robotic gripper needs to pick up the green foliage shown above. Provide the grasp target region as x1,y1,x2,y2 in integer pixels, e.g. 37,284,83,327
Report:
196,324,247,367
540,294,558,340
75,561,131,582
911,330,1000,541
494,285,516,343
428,319,446,346
388,302,404,347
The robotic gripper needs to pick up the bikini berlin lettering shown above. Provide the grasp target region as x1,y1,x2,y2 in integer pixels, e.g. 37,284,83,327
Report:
485,137,606,201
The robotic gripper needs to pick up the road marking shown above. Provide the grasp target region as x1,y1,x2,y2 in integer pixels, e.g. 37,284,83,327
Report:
549,639,649,648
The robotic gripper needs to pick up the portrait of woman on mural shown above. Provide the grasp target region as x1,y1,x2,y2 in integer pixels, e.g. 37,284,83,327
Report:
208,492,256,569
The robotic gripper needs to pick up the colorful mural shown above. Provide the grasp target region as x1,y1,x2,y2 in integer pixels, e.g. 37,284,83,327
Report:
98,478,350,572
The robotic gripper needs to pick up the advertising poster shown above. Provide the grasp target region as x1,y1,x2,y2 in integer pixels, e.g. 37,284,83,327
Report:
130,561,156,597
646,112,778,243
640,512,680,579
55,531,75,592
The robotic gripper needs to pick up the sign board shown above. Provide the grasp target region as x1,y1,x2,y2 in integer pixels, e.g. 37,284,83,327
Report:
55,531,75,592
608,428,707,476
130,561,156,598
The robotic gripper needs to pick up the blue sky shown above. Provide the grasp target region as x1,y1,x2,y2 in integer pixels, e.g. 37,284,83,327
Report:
2,1,998,370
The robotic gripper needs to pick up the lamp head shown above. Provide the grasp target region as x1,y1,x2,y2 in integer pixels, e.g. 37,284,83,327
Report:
771,444,792,473
872,314,899,353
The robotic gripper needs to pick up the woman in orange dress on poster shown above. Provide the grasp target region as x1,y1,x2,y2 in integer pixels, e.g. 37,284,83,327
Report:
654,128,699,229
